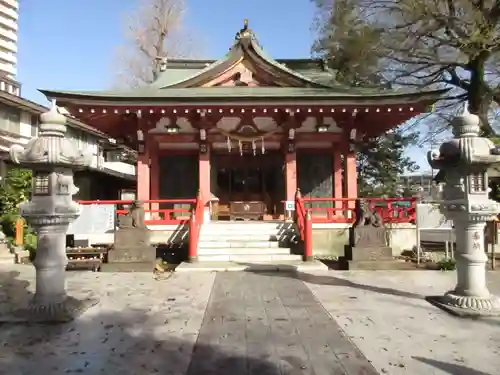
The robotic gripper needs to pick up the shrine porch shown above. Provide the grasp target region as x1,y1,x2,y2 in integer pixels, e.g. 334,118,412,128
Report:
74,196,417,262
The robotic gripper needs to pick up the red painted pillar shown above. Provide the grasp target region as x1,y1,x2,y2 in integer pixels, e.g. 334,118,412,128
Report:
285,152,297,201
188,213,198,262
149,141,160,218
304,210,313,261
199,146,210,222
136,150,150,210
333,146,343,216
345,152,357,198
285,150,297,220
344,150,358,219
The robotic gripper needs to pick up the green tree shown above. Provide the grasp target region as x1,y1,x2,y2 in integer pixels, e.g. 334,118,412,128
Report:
312,0,420,196
356,131,419,197
314,0,500,135
0,167,32,238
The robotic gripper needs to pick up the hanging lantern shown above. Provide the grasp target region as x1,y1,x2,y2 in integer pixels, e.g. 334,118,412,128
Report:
227,136,231,152
261,137,265,154
239,140,243,156
252,140,256,156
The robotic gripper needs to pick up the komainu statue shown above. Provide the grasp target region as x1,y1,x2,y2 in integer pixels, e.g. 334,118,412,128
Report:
353,199,383,227
118,201,147,229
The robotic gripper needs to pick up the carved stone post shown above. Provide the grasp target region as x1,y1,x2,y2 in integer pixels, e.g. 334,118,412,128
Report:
8,102,98,322
427,106,500,317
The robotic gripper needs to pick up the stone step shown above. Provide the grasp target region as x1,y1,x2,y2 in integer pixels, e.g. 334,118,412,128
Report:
198,247,291,255
204,224,295,232
199,234,281,241
200,228,290,236
197,253,303,262
176,259,329,272
207,222,293,228
198,241,281,248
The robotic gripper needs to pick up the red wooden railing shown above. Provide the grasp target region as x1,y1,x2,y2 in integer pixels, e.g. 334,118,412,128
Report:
293,192,417,262
78,196,205,261
294,190,306,241
77,199,197,225
294,190,313,261
188,191,204,262
302,197,416,224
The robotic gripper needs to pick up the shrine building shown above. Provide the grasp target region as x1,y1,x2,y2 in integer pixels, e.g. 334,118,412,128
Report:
40,21,445,223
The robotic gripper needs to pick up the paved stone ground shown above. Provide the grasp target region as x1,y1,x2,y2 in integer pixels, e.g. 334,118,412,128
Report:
300,270,500,375
1,266,500,375
187,272,377,375
0,267,216,375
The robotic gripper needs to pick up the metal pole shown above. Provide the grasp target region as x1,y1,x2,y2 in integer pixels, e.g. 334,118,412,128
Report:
450,227,455,259
415,202,421,265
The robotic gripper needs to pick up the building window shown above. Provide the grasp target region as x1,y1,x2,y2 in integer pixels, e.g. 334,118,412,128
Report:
30,114,38,137
0,103,20,134
33,173,50,195
106,151,123,162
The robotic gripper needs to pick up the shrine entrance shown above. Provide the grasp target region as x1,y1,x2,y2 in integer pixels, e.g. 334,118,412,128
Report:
213,152,285,220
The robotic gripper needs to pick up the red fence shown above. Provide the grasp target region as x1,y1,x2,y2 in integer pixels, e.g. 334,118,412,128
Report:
294,193,417,262
77,195,416,262
78,197,204,261
77,199,196,225
302,197,416,224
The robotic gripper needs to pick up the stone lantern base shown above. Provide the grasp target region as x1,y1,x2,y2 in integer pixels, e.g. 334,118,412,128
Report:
426,293,500,318
0,296,99,323
17,296,99,323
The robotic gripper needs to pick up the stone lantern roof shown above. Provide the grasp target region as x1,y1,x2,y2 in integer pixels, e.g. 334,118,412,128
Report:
9,101,91,169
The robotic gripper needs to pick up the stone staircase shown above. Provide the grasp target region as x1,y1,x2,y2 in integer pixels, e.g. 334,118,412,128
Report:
196,221,300,262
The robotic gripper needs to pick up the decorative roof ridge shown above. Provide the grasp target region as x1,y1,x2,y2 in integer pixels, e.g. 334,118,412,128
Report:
151,19,338,88
233,18,261,48
166,57,328,70
247,39,334,88
166,59,217,69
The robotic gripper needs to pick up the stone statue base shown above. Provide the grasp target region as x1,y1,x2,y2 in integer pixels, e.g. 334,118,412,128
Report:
101,227,156,272
426,293,500,318
349,226,387,248
0,296,99,323
339,226,405,270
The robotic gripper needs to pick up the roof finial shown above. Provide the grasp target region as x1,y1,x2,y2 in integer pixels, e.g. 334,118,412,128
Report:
244,18,248,28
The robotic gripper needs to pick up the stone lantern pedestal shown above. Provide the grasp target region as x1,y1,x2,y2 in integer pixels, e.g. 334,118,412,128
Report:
427,106,500,317
4,102,98,323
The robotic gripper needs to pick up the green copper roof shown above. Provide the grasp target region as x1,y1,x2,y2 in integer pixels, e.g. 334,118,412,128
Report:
40,86,448,106
39,20,448,105
150,68,199,88
148,21,336,89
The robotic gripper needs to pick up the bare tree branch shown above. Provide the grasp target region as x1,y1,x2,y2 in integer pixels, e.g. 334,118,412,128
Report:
352,0,500,135
112,0,204,88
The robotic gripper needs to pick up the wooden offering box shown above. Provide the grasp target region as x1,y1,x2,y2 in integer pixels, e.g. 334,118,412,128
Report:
66,247,108,271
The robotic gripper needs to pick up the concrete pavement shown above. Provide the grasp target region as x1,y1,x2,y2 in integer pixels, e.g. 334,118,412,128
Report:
0,265,499,374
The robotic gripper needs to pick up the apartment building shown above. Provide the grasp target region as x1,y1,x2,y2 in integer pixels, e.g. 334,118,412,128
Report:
0,91,136,199
0,0,19,96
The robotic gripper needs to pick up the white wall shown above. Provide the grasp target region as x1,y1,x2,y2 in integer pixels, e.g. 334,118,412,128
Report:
3,107,136,178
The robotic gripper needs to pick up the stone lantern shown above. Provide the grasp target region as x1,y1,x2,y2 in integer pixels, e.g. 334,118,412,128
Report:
9,101,98,322
427,105,500,316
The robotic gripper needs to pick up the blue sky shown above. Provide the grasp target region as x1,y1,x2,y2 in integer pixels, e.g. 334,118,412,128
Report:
17,0,428,171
